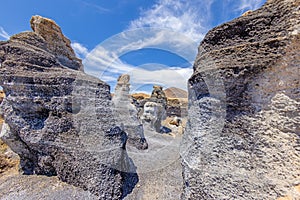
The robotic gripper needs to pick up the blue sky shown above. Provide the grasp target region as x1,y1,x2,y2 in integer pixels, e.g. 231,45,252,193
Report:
0,0,266,93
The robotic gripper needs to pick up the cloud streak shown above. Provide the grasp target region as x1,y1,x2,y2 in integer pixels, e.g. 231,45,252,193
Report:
235,0,266,12
0,27,10,40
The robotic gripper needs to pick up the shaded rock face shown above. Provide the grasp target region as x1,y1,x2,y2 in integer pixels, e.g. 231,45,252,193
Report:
166,98,188,117
0,16,137,199
181,0,300,199
113,74,148,150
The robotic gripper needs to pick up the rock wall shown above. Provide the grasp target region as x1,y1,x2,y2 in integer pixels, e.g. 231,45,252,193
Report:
0,16,137,199
181,0,300,199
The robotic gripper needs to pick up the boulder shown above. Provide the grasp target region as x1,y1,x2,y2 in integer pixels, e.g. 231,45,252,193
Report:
0,16,137,199
181,0,300,199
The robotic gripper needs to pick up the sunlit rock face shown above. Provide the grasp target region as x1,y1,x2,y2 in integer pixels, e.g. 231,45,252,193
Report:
30,15,83,71
181,0,300,199
141,102,166,132
113,74,148,150
0,16,137,199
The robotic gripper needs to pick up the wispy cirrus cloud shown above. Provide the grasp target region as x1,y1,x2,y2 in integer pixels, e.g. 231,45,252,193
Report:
235,0,266,13
0,27,10,40
129,0,213,42
81,1,110,13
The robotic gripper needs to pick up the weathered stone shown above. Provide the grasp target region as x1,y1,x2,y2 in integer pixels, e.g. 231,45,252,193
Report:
0,175,98,200
169,116,182,127
181,0,300,199
113,74,148,150
0,16,137,199
30,15,83,71
141,86,167,133
141,102,166,132
149,85,167,107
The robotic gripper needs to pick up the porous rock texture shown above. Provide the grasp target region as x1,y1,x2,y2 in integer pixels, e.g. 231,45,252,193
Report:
181,0,300,199
0,175,98,200
113,74,148,150
0,16,137,199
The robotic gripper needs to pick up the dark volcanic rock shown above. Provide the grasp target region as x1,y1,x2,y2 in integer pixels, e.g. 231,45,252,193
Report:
181,0,300,199
0,16,137,199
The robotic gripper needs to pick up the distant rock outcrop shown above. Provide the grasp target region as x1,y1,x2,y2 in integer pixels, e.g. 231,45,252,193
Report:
181,0,300,199
0,16,137,199
164,87,188,99
149,85,167,108
113,74,148,150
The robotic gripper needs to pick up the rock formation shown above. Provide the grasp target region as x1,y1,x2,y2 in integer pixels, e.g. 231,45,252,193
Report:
181,0,300,199
0,16,137,199
166,98,188,117
141,102,166,132
149,85,167,107
141,86,167,133
113,74,148,150
30,16,83,71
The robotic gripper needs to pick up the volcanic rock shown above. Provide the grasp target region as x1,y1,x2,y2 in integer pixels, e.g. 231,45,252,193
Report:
0,175,98,200
0,16,137,199
113,74,148,150
30,16,83,71
149,85,167,107
141,102,166,133
181,0,300,199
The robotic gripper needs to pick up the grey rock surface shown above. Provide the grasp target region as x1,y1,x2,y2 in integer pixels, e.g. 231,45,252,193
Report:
181,0,300,199
141,102,166,133
141,86,167,132
0,175,98,200
113,74,148,150
0,16,137,199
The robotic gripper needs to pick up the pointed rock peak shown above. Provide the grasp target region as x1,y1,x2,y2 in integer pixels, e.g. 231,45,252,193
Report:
30,15,83,71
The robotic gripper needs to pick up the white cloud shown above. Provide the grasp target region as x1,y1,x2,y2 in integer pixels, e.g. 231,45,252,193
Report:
129,0,213,42
83,28,198,89
0,27,10,40
82,0,266,92
71,42,89,58
128,65,192,91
